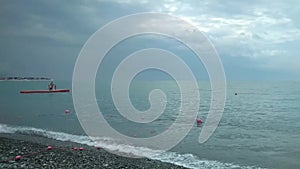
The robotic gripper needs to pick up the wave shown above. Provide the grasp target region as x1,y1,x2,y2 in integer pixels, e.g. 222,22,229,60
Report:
0,123,264,169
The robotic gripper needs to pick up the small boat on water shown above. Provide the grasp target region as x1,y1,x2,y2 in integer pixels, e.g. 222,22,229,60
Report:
20,89,70,94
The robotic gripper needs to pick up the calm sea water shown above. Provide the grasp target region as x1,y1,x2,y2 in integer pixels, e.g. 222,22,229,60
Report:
0,80,299,169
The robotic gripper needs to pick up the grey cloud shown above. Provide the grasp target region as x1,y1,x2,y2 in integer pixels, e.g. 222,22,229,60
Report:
0,0,148,79
0,0,299,80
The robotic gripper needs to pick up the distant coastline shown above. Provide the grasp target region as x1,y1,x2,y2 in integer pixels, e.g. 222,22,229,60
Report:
0,77,51,81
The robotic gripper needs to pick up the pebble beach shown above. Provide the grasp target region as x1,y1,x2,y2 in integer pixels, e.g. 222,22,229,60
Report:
0,134,186,169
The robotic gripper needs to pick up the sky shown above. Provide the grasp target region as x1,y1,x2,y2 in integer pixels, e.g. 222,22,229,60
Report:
0,0,299,80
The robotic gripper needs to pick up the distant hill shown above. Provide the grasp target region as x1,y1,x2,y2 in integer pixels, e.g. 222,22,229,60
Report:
0,77,51,81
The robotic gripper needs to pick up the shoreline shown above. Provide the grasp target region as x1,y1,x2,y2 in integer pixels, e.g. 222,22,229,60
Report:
0,133,187,169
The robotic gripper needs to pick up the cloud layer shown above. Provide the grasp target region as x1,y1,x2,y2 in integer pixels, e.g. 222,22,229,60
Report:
0,0,299,80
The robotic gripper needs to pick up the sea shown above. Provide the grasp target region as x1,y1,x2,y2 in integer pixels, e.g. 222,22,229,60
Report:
0,80,299,169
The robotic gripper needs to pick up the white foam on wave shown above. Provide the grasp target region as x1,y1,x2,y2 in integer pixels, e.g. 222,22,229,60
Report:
0,123,264,169
0,123,15,133
0,123,95,146
150,152,266,169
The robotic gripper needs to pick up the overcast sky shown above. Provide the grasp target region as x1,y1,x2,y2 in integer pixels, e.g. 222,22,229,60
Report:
0,0,299,80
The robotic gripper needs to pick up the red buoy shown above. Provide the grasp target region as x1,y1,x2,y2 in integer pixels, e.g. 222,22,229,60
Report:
196,118,203,125
15,155,22,161
47,146,52,150
79,147,84,151
73,147,78,150
65,109,71,114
